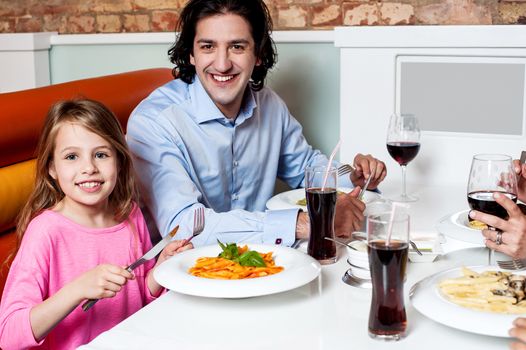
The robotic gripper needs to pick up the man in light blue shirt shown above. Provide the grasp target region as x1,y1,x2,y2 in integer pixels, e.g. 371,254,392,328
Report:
127,0,387,248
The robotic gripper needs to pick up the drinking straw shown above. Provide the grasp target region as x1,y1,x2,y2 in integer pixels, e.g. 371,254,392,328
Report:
322,140,341,191
386,202,410,246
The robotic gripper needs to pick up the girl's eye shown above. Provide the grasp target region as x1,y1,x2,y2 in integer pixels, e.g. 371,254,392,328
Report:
65,154,77,161
95,152,108,159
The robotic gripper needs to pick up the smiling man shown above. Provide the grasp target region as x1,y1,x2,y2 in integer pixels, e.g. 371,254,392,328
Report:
127,0,387,248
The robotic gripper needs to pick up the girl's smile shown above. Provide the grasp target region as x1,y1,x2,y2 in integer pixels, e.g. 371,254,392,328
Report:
48,122,118,224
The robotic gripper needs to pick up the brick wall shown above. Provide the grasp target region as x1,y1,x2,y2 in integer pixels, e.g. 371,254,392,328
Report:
0,0,525,34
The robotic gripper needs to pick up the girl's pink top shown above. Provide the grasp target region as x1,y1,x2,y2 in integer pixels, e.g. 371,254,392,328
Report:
0,204,157,350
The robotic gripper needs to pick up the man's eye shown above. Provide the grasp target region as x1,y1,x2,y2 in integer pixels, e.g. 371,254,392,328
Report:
65,154,77,161
232,45,245,51
200,44,213,50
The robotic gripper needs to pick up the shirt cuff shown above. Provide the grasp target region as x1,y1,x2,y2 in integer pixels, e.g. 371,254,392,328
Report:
263,208,298,246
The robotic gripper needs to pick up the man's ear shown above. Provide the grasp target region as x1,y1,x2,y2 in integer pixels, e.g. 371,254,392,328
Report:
256,57,262,66
190,54,195,65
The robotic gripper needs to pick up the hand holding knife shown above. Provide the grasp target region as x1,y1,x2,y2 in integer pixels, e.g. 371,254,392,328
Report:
82,225,180,311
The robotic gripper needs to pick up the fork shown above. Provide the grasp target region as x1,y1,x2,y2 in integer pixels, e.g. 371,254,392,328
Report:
337,163,355,177
497,258,526,271
182,207,205,245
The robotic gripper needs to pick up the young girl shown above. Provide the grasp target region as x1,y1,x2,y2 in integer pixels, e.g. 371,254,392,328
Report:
0,99,189,349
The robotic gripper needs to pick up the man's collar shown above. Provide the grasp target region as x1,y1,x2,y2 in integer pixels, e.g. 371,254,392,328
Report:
189,75,257,125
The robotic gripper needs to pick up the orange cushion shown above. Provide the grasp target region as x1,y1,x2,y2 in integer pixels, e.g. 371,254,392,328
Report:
0,159,36,233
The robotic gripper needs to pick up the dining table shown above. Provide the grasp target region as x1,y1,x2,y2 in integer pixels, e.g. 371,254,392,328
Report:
79,183,517,350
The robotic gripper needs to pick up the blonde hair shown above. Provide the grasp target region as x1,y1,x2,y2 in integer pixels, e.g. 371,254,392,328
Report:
14,99,138,251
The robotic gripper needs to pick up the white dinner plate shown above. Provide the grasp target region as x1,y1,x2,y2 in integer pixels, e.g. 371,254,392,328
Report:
266,187,381,211
154,244,321,298
410,265,522,337
436,210,485,244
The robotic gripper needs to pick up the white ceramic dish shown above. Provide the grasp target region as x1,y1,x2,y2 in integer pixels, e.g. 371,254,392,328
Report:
408,238,443,263
436,210,485,244
154,244,321,298
266,188,381,211
410,265,520,337
347,262,371,280
346,240,369,269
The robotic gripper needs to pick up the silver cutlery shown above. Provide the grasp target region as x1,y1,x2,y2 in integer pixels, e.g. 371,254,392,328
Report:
337,163,355,177
181,207,205,245
409,240,423,256
82,225,180,311
497,258,526,271
325,236,357,250
359,172,374,200
329,235,422,256
291,239,306,249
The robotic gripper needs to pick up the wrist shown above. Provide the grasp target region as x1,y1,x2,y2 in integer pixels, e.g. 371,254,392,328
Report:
295,211,310,239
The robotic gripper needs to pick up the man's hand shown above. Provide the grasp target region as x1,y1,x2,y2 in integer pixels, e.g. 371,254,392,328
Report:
334,187,366,237
295,211,310,239
350,153,387,190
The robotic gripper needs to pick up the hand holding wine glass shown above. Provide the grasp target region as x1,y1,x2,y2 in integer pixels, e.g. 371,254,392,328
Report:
467,154,518,265
386,113,421,202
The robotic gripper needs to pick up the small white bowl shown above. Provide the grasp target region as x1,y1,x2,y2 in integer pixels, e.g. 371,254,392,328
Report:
408,239,443,263
346,240,369,269
349,263,371,280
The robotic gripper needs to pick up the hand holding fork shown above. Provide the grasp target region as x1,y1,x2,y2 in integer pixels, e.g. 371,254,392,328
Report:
338,164,374,200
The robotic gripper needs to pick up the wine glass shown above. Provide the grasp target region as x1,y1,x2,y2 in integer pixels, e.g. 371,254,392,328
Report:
467,154,518,265
386,113,421,202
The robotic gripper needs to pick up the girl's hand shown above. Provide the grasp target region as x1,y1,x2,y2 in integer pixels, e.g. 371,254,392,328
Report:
510,317,526,350
155,240,193,267
147,240,193,296
469,192,526,259
68,264,134,301
350,153,387,190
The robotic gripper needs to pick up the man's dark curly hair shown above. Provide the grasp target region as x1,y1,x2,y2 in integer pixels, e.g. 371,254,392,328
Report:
167,0,277,91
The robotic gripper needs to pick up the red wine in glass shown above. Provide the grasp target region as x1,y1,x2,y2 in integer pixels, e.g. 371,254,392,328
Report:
467,190,517,219
386,142,420,166
386,113,420,202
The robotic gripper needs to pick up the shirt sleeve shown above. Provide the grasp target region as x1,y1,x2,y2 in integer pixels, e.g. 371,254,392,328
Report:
0,227,49,349
127,112,297,248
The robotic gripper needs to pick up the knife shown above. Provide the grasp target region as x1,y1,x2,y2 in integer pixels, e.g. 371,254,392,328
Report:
359,171,375,200
82,225,180,312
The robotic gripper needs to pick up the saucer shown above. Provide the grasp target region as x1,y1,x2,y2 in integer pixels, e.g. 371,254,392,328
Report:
342,269,372,288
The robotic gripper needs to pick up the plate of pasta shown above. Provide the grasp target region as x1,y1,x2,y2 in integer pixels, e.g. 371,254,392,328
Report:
266,187,380,211
154,243,321,298
410,265,525,337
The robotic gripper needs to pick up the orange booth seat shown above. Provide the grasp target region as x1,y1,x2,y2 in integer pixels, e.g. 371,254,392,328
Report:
0,68,174,297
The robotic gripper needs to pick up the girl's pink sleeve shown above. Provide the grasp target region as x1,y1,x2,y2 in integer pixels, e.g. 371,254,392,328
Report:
0,232,49,349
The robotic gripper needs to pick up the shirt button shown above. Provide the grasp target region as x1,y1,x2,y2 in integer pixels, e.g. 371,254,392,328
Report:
275,238,282,245
232,194,238,201
233,161,238,167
